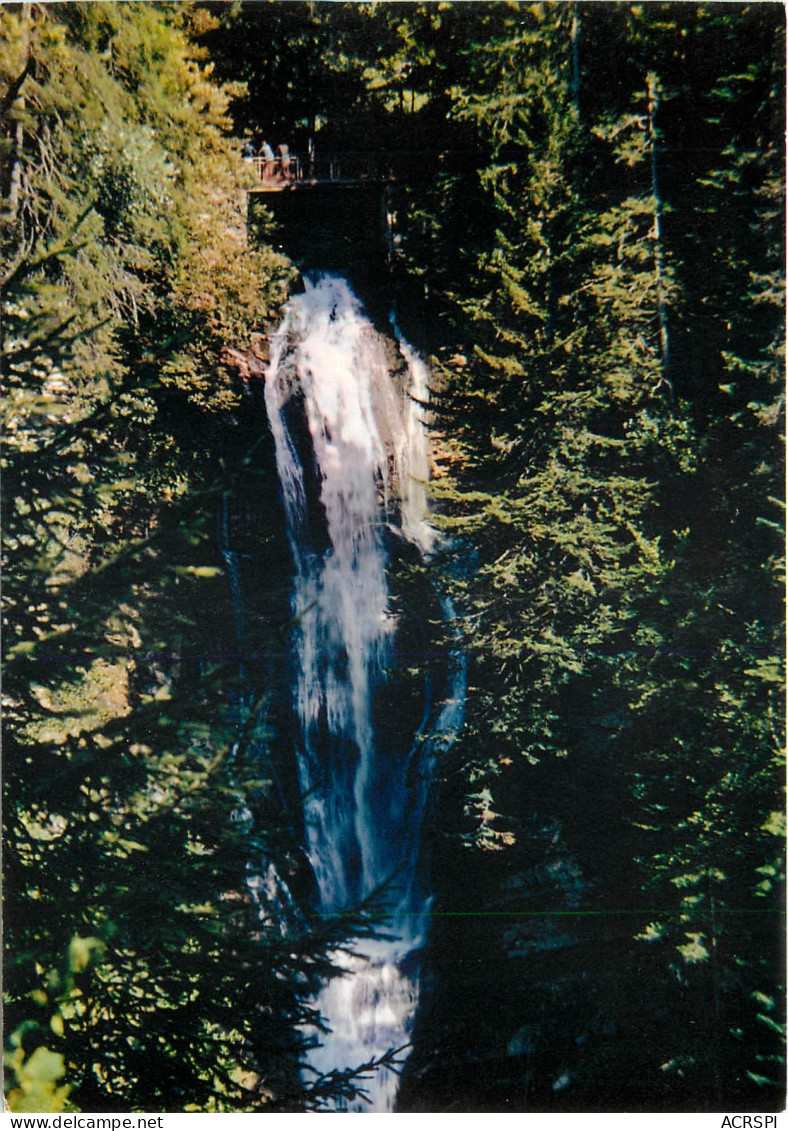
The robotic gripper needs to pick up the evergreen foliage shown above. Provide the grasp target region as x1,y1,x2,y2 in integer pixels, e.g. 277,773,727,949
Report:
3,0,784,1114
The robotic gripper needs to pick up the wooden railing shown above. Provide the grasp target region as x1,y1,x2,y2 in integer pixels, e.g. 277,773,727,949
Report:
245,151,393,188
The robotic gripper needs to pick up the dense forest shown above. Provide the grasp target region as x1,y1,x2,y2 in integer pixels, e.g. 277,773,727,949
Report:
2,0,784,1115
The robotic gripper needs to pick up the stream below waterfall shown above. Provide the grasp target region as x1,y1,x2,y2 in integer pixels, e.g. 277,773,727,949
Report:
261,273,465,1111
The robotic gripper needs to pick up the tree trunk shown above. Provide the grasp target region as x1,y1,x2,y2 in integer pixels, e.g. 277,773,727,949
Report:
3,3,32,225
646,72,673,398
570,3,581,114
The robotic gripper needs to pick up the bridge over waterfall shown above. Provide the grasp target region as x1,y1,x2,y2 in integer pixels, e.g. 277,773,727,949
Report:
245,148,480,281
247,150,402,281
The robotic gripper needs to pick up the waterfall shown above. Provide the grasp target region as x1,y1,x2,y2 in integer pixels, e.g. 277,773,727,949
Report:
264,273,465,1111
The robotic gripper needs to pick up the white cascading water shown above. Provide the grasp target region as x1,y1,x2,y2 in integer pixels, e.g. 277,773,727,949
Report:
264,273,465,1111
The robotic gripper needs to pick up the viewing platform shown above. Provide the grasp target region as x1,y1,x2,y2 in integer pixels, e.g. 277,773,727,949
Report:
247,150,394,193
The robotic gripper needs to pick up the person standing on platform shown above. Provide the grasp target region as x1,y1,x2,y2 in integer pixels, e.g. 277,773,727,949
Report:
259,140,275,181
277,142,291,180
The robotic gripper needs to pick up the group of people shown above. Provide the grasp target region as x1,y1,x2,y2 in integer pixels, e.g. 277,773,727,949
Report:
241,138,292,181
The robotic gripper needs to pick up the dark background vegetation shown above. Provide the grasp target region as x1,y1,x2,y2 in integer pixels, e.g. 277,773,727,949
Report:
2,0,784,1113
